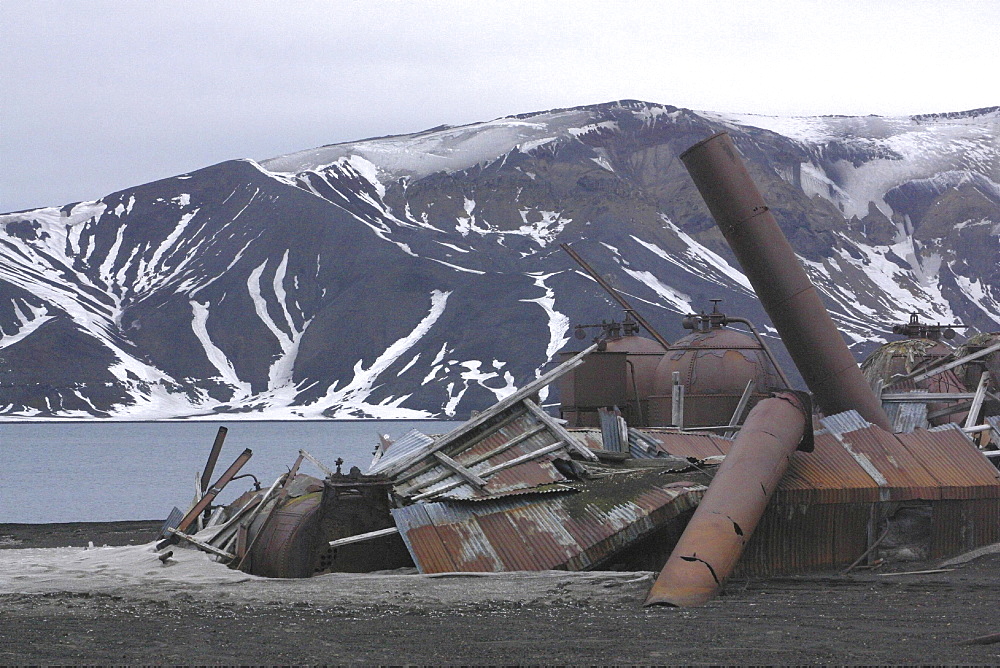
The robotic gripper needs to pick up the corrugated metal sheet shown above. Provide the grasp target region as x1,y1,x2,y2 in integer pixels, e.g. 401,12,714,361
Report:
819,410,872,436
391,406,584,501
838,425,943,500
894,425,1000,499
771,431,880,504
929,498,1000,558
367,429,435,474
599,407,627,453
884,400,929,433
631,429,730,459
736,502,872,577
392,469,707,573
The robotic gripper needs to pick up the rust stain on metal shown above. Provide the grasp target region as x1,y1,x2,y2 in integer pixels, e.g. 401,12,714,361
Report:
392,469,706,574
645,393,808,607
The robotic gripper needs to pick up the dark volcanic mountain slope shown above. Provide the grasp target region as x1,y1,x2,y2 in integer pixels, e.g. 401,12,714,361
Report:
1,101,998,418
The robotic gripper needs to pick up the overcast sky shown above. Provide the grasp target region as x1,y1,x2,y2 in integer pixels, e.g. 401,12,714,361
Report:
2,0,997,213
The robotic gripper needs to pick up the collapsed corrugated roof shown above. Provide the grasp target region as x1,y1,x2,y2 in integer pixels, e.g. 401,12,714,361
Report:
392,467,707,573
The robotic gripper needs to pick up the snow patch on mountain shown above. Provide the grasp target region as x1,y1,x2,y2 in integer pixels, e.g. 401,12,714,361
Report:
0,300,52,349
520,272,571,360
310,289,451,419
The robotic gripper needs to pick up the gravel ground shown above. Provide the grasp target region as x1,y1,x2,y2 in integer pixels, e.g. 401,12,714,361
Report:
3,521,1000,664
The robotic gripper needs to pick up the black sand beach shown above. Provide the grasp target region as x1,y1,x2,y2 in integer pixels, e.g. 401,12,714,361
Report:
3,520,1000,664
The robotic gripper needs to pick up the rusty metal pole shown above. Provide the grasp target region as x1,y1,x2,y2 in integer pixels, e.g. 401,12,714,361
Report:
644,393,807,607
560,243,672,350
680,133,890,430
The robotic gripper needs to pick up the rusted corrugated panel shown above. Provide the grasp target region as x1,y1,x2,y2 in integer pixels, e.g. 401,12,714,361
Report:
569,428,603,452
895,426,1000,499
736,502,874,577
836,426,943,500
633,429,727,459
772,431,880,504
391,470,707,574
391,504,459,573
393,409,574,501
929,498,1000,559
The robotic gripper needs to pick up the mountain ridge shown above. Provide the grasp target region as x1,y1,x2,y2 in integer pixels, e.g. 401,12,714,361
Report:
1,100,997,419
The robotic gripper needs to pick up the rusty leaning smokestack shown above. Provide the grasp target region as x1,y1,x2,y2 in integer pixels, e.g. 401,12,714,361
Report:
679,133,890,430
645,392,808,607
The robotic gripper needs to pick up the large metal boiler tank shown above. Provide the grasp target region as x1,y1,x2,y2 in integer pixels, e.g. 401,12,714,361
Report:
558,319,667,428
647,313,784,428
861,314,968,426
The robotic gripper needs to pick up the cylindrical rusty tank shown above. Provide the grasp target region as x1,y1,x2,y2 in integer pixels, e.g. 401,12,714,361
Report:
955,332,1000,394
558,331,667,428
647,325,783,427
680,132,891,430
861,338,967,426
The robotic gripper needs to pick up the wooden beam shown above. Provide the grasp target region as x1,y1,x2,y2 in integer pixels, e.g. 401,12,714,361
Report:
328,527,400,548
410,441,568,502
523,398,598,461
881,393,977,402
965,371,991,430
905,339,1000,384
166,527,235,560
379,343,599,476
433,451,488,487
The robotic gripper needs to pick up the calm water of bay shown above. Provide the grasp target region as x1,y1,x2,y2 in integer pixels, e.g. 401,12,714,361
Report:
0,420,461,524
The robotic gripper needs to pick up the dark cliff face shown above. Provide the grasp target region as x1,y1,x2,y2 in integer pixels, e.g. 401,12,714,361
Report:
1,101,998,419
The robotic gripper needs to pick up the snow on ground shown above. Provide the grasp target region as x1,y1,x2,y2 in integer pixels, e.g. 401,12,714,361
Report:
261,110,596,179
0,543,654,608
707,110,999,221
0,300,52,349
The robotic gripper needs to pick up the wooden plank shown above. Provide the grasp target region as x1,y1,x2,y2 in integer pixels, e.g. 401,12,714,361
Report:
156,448,253,551
390,407,530,487
882,393,977,402
328,527,400,548
906,339,1000,384
166,527,235,560
200,426,228,494
379,343,598,476
724,379,755,438
299,449,335,478
433,451,488,487
410,441,568,502
523,398,598,461
965,371,991,430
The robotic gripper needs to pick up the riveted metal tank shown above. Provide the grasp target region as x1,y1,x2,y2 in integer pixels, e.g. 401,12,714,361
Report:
862,317,970,426
558,322,667,428
647,324,783,428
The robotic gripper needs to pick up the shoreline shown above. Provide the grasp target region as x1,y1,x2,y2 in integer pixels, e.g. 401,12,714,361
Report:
0,520,163,549
4,522,1000,663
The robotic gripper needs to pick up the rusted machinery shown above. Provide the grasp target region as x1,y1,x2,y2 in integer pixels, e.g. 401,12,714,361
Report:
647,302,788,428
862,314,970,426
680,132,891,430
557,318,667,428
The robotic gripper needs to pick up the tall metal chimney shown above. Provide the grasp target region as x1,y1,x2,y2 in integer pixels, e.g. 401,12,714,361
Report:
679,132,890,430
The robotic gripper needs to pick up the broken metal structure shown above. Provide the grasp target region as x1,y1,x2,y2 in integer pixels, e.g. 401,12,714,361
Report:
156,132,1000,609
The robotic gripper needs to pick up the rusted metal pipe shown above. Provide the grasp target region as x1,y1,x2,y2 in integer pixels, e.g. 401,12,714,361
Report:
644,392,808,607
560,242,672,350
679,133,890,430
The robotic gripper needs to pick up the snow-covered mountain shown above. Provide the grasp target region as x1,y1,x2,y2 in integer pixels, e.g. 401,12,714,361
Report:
1,100,998,419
